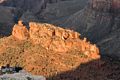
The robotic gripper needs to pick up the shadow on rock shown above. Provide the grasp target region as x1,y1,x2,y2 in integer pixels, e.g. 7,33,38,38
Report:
47,56,120,80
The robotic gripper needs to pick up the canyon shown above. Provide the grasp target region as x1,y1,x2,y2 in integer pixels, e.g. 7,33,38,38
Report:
0,0,120,80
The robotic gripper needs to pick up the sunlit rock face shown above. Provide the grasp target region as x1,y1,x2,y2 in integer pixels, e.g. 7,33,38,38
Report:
11,21,100,59
29,22,99,56
29,22,80,53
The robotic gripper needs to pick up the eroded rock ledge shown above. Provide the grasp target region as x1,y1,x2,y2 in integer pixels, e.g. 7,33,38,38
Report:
12,21,100,59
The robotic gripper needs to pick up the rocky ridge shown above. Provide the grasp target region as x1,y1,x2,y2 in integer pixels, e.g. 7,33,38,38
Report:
12,21,100,55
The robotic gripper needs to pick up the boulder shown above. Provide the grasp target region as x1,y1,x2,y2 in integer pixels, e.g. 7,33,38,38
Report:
12,20,29,40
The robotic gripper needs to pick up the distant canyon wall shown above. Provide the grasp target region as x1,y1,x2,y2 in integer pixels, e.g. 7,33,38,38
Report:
0,0,63,14
90,0,120,13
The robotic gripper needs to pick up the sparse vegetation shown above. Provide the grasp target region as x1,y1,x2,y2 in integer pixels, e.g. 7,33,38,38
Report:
0,36,99,78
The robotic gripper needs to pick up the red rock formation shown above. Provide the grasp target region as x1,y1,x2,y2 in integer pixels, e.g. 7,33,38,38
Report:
29,22,100,59
29,22,81,52
12,20,29,40
11,21,100,58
